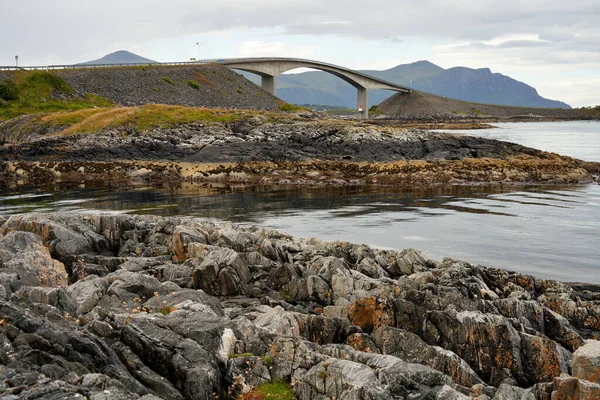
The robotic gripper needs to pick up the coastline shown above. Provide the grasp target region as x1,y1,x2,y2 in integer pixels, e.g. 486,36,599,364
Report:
1,115,599,188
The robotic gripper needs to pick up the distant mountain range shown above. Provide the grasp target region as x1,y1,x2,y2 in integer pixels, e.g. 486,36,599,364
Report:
77,50,157,65
79,52,570,109
240,60,570,109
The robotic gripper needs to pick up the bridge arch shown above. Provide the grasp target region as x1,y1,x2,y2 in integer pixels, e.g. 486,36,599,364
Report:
220,58,411,119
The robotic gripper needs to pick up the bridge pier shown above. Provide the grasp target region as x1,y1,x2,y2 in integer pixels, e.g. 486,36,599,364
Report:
261,75,276,95
357,87,368,120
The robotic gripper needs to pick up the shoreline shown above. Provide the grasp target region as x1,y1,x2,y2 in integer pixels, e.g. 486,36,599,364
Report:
1,211,599,399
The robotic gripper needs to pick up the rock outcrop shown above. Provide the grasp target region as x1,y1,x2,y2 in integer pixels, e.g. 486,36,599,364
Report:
1,212,599,399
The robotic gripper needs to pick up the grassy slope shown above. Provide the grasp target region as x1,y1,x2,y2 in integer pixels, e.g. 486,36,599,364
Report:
0,71,114,121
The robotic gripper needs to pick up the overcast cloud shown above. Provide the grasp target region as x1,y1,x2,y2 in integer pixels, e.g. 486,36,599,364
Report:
2,0,599,106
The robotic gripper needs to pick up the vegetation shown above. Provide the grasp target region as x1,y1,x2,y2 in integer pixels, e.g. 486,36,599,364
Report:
161,76,175,86
239,380,295,400
187,80,200,90
228,352,255,359
0,80,19,101
278,102,309,112
0,71,115,121
368,105,382,115
39,104,247,134
579,105,600,118
157,306,177,315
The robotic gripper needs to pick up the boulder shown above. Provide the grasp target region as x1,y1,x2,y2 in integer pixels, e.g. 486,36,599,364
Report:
67,275,110,314
0,231,68,288
572,340,600,383
189,245,250,296
550,374,600,400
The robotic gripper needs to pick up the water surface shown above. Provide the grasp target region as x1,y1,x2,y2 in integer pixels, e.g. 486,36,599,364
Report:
1,121,599,283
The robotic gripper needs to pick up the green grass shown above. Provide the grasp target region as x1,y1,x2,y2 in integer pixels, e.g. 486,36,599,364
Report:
187,80,200,90
0,71,115,122
240,380,295,400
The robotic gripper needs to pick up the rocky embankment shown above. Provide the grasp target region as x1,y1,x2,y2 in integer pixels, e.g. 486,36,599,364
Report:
1,114,598,187
1,65,282,111
377,91,594,121
1,212,600,399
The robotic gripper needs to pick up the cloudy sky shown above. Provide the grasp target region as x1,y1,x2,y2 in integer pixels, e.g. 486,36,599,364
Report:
2,0,599,107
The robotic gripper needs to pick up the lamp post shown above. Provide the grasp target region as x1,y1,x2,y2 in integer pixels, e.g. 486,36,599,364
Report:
15,55,18,68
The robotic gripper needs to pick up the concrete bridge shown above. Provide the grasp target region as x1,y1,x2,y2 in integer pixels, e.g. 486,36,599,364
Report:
219,57,412,119
0,57,411,119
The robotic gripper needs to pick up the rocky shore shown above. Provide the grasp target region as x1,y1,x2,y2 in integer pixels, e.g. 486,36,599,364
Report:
1,113,598,188
1,212,600,399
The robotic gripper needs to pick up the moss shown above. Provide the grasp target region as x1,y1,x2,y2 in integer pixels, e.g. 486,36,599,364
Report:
187,80,200,90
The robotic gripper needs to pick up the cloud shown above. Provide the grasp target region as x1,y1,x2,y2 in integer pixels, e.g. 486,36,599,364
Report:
237,41,315,58
2,0,599,105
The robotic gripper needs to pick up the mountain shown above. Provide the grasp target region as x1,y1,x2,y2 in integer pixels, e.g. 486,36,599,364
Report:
78,50,157,65
237,60,570,109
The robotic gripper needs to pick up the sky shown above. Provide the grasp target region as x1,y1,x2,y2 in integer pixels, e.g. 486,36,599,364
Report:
2,0,599,107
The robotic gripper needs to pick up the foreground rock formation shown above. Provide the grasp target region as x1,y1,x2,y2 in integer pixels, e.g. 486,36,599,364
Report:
1,212,600,399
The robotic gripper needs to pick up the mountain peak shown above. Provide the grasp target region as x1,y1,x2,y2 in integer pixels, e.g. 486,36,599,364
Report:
78,50,157,65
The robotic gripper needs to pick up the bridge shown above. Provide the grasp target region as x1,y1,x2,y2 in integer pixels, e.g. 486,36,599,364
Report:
0,57,412,119
218,58,412,119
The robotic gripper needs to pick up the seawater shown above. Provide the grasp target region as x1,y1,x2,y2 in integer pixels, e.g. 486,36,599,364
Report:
1,121,599,283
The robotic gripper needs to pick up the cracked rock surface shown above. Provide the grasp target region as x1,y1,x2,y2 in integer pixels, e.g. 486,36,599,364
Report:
1,212,600,399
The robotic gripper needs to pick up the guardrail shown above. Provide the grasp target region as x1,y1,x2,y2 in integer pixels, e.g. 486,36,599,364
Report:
0,57,411,92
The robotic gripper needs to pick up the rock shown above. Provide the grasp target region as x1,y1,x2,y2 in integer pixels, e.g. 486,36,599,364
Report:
14,286,77,314
67,276,109,314
572,339,600,383
0,231,68,288
386,248,433,277
346,297,394,333
189,245,251,296
372,326,483,387
171,225,207,262
492,383,534,400
550,373,600,400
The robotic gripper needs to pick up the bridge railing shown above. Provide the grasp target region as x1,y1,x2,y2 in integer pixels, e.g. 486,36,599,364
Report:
0,57,411,92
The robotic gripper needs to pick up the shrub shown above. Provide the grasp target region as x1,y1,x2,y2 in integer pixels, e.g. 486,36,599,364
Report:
161,76,175,86
0,80,18,101
278,102,309,112
22,72,74,94
187,80,200,90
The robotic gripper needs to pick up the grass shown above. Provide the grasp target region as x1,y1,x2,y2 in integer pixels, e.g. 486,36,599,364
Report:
187,80,200,90
161,76,175,86
278,102,309,112
157,306,177,315
39,104,247,134
239,380,295,400
0,71,115,121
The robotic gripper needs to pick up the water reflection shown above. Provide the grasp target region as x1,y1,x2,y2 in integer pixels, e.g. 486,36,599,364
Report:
1,181,599,283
